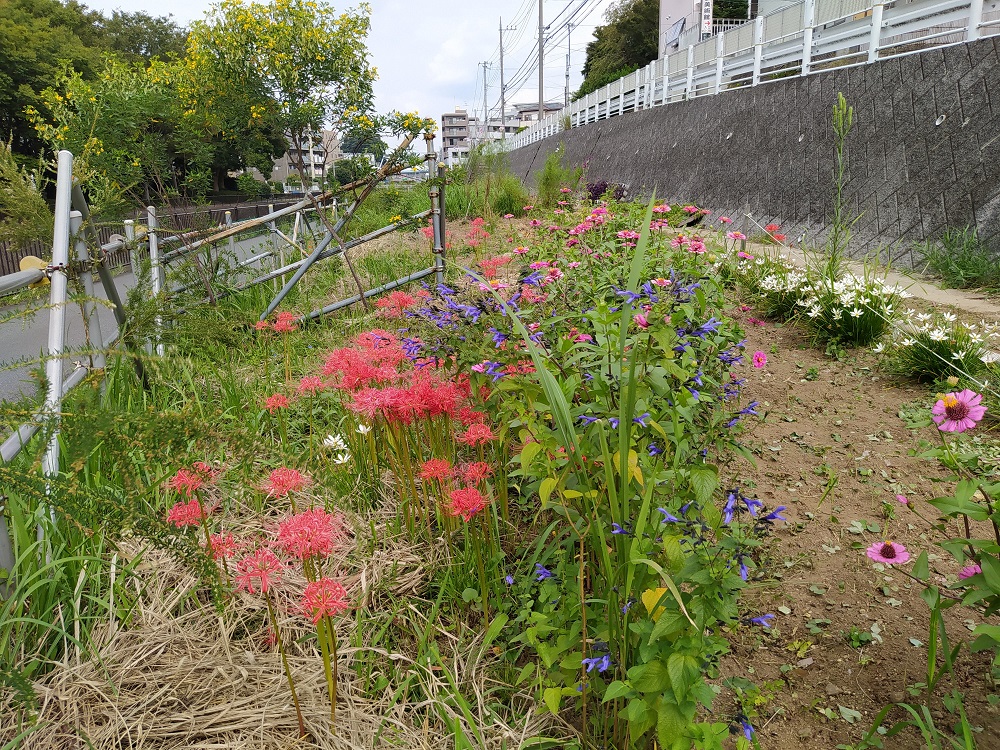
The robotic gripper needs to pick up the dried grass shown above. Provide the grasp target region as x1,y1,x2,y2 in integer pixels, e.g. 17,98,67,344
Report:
1,501,568,749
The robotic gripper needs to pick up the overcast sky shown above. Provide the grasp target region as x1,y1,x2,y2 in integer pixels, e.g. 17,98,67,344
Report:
86,0,619,129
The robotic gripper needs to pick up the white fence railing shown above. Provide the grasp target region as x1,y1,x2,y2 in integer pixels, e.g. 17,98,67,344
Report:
505,0,999,151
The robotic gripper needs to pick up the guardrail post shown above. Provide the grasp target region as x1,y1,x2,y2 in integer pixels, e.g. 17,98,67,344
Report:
147,206,164,356
802,0,816,75
714,33,726,94
752,15,765,86
868,1,885,61
968,0,983,39
225,211,234,256
685,45,695,98
39,150,74,545
124,220,136,270
71,211,106,372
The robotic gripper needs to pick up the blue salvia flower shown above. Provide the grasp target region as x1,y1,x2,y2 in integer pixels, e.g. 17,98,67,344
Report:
723,492,738,524
738,555,749,581
622,597,637,614
505,574,515,585
484,361,506,381
739,401,760,416
762,506,787,522
743,496,763,517
693,317,721,338
613,286,641,303
582,654,612,673
534,563,554,581
437,283,457,296
740,719,755,741
578,415,600,425
687,388,700,401
647,443,663,457
488,327,508,347
658,508,682,523
522,271,544,286
633,412,650,426
750,614,775,628
608,418,620,428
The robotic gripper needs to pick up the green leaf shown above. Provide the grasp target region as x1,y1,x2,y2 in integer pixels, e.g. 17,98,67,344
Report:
543,687,562,715
515,662,535,685
981,555,1000,596
912,551,929,581
657,699,686,748
927,495,989,521
839,705,863,724
667,653,700,698
520,442,542,470
539,477,557,506
970,624,1000,652
623,697,657,738
689,464,718,506
560,652,583,671
482,613,508,651
603,680,632,702
648,610,688,645
628,659,671,693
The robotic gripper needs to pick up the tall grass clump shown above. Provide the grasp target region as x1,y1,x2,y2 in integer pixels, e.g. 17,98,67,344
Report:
879,310,998,383
444,144,530,220
534,143,582,207
918,227,1000,289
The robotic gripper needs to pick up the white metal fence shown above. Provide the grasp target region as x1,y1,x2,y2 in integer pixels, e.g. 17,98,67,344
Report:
505,0,1000,151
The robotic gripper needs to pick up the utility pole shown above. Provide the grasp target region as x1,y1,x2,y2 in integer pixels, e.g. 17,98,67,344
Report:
481,61,489,145
564,22,574,108
538,0,544,122
500,18,516,141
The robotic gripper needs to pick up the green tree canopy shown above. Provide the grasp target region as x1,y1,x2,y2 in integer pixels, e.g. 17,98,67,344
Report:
574,0,658,100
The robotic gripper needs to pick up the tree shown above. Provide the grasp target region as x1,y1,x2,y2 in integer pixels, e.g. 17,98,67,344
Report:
575,0,658,100
95,10,187,63
187,0,377,187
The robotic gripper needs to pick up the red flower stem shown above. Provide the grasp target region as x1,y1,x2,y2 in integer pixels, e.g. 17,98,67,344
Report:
265,594,305,738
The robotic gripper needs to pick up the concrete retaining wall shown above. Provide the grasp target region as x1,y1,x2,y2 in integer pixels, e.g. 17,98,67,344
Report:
505,37,1000,266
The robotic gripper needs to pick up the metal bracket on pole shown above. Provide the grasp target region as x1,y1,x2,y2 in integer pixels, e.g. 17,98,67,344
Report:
868,2,885,61
968,0,984,39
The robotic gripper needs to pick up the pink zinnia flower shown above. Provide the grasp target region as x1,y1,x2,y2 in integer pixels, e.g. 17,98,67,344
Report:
302,578,350,623
275,508,345,560
932,390,986,433
652,204,671,214
234,548,284,594
719,216,733,224
726,231,747,241
895,494,909,505
420,458,453,481
514,246,529,254
265,467,308,497
448,486,488,521
523,205,534,211
737,251,754,259
504,213,514,219
866,541,910,565
265,393,290,413
752,351,767,368
682,205,699,214
633,313,649,329
958,564,981,580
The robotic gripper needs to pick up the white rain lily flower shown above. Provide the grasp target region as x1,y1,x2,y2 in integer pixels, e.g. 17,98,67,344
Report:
849,308,863,318
808,306,822,318
942,312,957,322
969,333,983,344
324,434,348,451
356,423,372,435
952,350,968,360
332,451,352,465
929,328,948,342
901,338,916,346
914,312,931,323
872,342,885,354
832,309,842,320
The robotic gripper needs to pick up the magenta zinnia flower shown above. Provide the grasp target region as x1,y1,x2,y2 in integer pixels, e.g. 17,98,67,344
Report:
958,564,981,580
865,540,910,565
752,351,767,368
932,390,986,433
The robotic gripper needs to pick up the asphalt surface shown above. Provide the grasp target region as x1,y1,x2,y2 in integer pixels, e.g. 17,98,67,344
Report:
0,231,278,404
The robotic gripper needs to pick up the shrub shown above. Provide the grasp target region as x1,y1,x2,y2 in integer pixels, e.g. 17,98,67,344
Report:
534,144,582,207
918,227,999,289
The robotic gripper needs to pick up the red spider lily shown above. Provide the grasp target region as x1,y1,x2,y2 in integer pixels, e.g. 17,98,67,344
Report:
458,407,487,426
297,376,325,396
458,423,497,446
205,532,241,560
764,223,781,232
461,462,494,483
265,467,308,497
447,486,489,522
479,255,512,279
272,311,299,334
265,394,290,413
167,469,204,497
302,578,351,624
167,498,210,528
234,548,284,594
375,291,418,317
420,458,453,481
275,508,346,560
255,320,271,331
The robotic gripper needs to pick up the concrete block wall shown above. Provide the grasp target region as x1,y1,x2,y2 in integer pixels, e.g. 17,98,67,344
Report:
505,37,1000,267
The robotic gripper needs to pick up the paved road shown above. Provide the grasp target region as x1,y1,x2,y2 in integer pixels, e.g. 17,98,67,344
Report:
0,232,278,404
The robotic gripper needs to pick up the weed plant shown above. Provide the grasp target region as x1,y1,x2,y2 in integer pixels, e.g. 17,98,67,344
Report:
534,144,582,207
918,227,999,289
879,310,997,383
